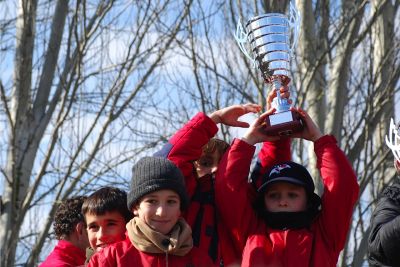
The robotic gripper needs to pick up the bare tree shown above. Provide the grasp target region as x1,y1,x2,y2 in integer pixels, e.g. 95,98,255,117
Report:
0,0,194,266
166,0,399,266
0,0,399,266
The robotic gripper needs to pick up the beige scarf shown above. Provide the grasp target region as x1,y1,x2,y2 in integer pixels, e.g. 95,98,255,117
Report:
126,217,193,256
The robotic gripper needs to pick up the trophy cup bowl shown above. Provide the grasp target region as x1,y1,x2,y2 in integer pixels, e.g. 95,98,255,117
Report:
235,4,304,136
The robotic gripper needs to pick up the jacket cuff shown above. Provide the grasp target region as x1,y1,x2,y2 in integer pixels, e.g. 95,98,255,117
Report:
198,112,219,135
232,138,257,154
314,134,337,151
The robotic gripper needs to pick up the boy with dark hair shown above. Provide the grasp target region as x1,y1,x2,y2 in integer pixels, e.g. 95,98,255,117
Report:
216,108,359,267
40,196,89,267
82,186,133,260
87,156,213,266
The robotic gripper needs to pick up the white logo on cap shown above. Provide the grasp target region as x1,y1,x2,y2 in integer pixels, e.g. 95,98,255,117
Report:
269,164,291,176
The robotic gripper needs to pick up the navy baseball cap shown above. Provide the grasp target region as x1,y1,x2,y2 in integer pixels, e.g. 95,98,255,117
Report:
258,161,315,194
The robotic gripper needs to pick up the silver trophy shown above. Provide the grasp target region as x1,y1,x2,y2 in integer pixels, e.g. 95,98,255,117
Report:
235,2,303,136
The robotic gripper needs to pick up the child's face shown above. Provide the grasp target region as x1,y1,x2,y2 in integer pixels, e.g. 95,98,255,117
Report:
194,150,221,178
85,211,127,251
264,182,307,212
133,189,181,235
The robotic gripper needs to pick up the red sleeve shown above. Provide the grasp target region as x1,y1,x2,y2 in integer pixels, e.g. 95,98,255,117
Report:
259,138,291,168
87,250,112,267
314,135,359,252
215,138,258,254
250,138,292,190
156,112,218,197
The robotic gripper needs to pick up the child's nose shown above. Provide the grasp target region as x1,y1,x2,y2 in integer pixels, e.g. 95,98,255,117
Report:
279,198,288,206
97,227,106,241
211,165,218,173
156,205,166,216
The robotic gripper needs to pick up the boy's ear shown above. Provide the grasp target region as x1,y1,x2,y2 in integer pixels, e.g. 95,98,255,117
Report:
133,208,138,216
75,221,85,236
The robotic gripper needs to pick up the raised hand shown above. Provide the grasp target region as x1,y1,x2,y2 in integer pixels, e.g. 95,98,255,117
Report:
209,103,262,128
266,86,291,110
290,108,323,142
241,108,282,145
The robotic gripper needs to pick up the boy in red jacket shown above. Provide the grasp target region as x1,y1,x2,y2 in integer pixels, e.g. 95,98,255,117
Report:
154,103,263,266
87,157,213,267
82,187,133,261
40,196,89,267
216,108,359,267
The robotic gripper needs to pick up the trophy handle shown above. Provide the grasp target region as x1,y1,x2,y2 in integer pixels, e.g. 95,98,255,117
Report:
386,117,400,161
234,18,256,68
289,1,301,57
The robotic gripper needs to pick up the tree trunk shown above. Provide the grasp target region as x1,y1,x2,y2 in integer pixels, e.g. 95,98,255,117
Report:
326,0,364,141
296,0,328,193
0,1,37,265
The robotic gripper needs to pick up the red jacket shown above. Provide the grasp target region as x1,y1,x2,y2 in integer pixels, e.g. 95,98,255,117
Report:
216,135,359,267
40,240,86,267
154,112,238,266
87,236,213,267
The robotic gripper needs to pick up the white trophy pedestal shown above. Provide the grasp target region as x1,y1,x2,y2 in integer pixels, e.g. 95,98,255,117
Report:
263,110,303,136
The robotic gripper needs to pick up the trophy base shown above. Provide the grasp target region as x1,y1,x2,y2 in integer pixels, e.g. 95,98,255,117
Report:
263,110,304,136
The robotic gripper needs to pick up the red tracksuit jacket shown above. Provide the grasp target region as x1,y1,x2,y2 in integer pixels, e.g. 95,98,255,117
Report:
154,112,238,266
216,135,359,267
40,240,86,267
87,235,212,267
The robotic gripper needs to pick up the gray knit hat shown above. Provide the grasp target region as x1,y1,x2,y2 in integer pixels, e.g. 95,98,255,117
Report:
127,157,189,211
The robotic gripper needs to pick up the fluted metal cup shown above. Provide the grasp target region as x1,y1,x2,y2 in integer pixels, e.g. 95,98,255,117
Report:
234,2,303,136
